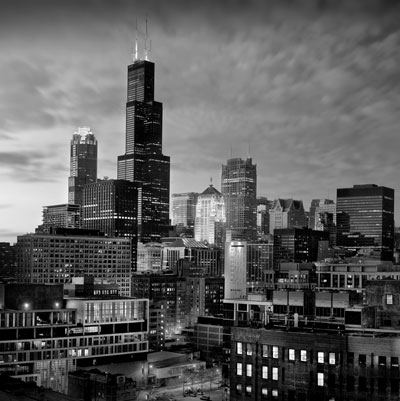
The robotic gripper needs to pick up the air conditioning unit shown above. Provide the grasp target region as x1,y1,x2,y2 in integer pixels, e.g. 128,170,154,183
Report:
116,375,126,384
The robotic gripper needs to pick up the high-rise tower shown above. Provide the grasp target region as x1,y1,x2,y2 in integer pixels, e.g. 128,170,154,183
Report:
117,55,170,243
68,127,97,205
221,157,257,241
336,184,394,260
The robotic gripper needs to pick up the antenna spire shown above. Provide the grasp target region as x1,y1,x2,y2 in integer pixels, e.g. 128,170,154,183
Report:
134,17,139,61
144,15,149,61
210,177,213,186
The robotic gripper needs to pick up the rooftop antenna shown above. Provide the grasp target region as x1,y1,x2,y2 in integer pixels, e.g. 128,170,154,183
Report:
247,142,251,159
134,17,139,61
144,15,149,61
210,177,213,186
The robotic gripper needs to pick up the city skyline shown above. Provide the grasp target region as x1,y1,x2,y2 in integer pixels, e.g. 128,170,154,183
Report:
1,0,400,242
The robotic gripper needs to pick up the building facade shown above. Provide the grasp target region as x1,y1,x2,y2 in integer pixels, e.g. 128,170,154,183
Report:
117,59,170,243
41,204,81,232
15,231,131,296
221,158,257,241
194,185,226,246
68,127,97,206
171,192,199,237
336,184,394,260
269,199,306,234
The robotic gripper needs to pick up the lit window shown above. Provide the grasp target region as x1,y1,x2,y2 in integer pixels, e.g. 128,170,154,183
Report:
387,294,393,305
237,362,242,376
246,364,252,377
262,344,268,358
247,343,252,356
272,346,279,359
262,366,268,379
262,388,268,397
272,389,278,398
318,352,324,363
289,349,295,361
317,372,324,386
237,342,243,355
301,350,307,362
329,353,336,365
272,367,278,381
236,384,242,393
246,385,252,394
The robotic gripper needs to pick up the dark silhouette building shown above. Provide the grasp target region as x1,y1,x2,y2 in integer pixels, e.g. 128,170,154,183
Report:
336,184,394,260
222,158,257,241
117,58,170,243
68,127,97,206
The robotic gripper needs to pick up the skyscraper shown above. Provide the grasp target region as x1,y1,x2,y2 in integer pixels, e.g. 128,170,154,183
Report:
117,57,170,243
269,199,306,234
221,157,257,241
194,184,226,246
68,127,97,205
336,184,394,260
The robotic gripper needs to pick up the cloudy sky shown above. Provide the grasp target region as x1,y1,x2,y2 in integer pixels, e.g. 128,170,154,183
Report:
1,0,400,243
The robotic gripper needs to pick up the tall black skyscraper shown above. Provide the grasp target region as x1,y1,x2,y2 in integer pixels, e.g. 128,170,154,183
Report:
117,57,170,243
336,184,394,260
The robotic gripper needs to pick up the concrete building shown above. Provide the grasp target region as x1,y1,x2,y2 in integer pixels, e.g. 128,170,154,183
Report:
16,230,131,297
41,204,81,231
224,241,274,300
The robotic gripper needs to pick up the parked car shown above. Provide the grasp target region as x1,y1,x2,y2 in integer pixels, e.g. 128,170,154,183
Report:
184,390,196,397
200,396,211,401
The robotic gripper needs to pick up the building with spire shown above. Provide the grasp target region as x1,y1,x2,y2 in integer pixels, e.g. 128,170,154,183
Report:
117,32,170,243
269,199,306,234
68,127,97,206
221,158,257,241
194,184,226,246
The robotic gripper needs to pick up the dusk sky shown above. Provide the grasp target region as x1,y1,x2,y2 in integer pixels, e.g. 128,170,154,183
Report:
1,0,400,243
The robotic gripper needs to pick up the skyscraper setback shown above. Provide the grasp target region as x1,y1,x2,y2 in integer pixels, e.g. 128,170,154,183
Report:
117,58,170,243
68,127,97,205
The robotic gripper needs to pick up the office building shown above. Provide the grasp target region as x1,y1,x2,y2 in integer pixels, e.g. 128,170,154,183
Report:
194,185,226,246
273,228,329,269
68,127,97,206
309,199,336,230
117,58,170,243
171,192,199,236
269,199,306,234
256,197,272,241
15,230,131,296
41,203,81,231
221,158,257,241
224,241,274,300
0,281,148,394
336,184,394,260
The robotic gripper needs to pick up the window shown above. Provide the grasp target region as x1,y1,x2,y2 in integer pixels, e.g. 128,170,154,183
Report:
261,388,268,397
328,373,335,388
391,379,399,394
347,376,354,391
300,350,307,362
378,378,386,393
378,356,386,367
237,342,243,355
245,385,252,395
347,352,354,365
262,344,268,358
246,343,252,356
329,353,336,365
391,357,399,368
237,362,242,376
272,367,278,381
246,364,252,377
262,366,268,379
272,389,278,398
236,384,242,394
289,348,295,361
359,377,367,391
317,372,324,386
317,352,324,363
272,346,278,359
359,354,366,366
387,294,393,305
